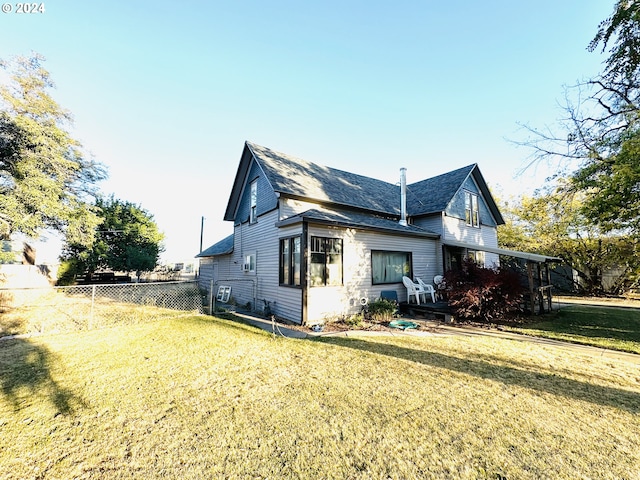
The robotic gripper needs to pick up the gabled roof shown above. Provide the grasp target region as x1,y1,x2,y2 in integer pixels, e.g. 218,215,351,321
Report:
408,164,505,224
246,142,400,215
224,141,503,225
276,208,439,238
196,233,233,258
406,164,475,215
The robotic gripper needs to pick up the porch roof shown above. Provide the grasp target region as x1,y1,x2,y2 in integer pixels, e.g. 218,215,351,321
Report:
276,209,440,239
444,240,563,263
196,233,234,258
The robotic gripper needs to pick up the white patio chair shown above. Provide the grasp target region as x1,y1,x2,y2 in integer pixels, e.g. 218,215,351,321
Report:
415,277,436,303
402,276,426,305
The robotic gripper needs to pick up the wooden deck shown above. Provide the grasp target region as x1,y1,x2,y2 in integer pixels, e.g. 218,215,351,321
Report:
399,301,454,322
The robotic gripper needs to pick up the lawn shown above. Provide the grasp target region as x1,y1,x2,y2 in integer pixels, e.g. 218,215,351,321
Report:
1,315,639,479
506,304,640,354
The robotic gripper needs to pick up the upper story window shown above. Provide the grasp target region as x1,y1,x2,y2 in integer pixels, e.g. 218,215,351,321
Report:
250,180,257,223
465,191,479,227
310,236,343,286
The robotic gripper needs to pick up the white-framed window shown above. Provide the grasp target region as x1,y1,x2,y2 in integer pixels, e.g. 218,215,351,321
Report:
250,180,257,224
465,191,479,227
243,253,256,273
371,250,412,285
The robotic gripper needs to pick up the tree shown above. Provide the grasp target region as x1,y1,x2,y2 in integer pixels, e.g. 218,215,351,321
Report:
498,187,639,294
0,54,106,247
517,1,640,237
62,197,164,278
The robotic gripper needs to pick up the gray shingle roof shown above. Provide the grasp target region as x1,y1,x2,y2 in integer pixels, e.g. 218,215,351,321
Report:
247,142,401,215
406,164,476,216
276,208,439,238
247,142,480,218
196,233,233,258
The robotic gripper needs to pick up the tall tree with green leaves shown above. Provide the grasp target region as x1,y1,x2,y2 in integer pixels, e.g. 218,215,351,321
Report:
62,197,164,278
0,54,106,247
517,1,640,238
498,187,639,294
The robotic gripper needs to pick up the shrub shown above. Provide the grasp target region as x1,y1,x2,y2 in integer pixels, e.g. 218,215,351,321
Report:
444,259,524,322
367,298,398,322
345,313,364,327
56,259,82,286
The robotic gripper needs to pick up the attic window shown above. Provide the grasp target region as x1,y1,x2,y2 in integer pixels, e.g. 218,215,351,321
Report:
465,191,479,228
250,180,257,223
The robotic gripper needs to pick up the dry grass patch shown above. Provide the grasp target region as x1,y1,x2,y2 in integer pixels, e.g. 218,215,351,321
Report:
1,315,639,479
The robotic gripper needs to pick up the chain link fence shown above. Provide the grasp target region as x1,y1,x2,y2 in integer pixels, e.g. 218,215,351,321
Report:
0,281,204,337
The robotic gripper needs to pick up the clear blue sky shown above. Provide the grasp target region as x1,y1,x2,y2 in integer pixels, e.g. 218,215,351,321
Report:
1,0,614,263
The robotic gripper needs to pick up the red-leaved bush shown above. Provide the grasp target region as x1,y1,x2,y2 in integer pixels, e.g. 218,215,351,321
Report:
443,259,525,322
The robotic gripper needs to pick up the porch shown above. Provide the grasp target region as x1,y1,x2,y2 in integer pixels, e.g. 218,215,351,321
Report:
443,240,563,315
398,300,455,323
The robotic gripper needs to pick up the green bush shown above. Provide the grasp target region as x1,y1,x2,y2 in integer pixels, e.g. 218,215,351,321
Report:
345,313,364,327
367,298,398,322
56,259,82,286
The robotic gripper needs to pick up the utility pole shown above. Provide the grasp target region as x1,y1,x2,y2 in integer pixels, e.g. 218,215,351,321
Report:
199,216,205,253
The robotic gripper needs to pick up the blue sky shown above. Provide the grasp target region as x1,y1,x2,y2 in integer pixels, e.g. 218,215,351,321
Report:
1,1,614,262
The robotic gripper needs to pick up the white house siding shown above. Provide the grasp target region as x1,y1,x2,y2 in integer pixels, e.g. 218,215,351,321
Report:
279,197,329,220
197,257,215,291
306,224,438,324
223,209,281,312
411,214,445,275
442,215,500,267
199,255,234,300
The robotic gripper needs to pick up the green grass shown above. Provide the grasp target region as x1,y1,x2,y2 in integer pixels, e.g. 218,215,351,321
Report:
1,315,639,479
507,305,640,354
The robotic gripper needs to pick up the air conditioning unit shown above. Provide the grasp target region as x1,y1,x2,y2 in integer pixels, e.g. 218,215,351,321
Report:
242,263,250,272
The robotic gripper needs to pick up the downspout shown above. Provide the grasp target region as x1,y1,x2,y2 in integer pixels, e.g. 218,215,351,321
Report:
399,167,407,226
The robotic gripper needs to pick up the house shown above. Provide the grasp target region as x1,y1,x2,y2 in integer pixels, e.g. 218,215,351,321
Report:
198,141,508,324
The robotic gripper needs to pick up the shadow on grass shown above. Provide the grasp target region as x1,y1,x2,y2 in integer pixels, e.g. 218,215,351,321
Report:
513,306,640,354
317,336,640,414
0,337,84,415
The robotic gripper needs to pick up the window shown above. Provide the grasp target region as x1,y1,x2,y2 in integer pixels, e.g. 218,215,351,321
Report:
465,191,479,227
372,250,412,284
243,253,256,273
250,180,257,223
279,236,301,286
467,250,485,265
310,236,342,286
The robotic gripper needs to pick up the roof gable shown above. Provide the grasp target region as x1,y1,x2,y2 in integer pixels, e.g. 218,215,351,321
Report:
407,164,504,225
406,164,476,216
